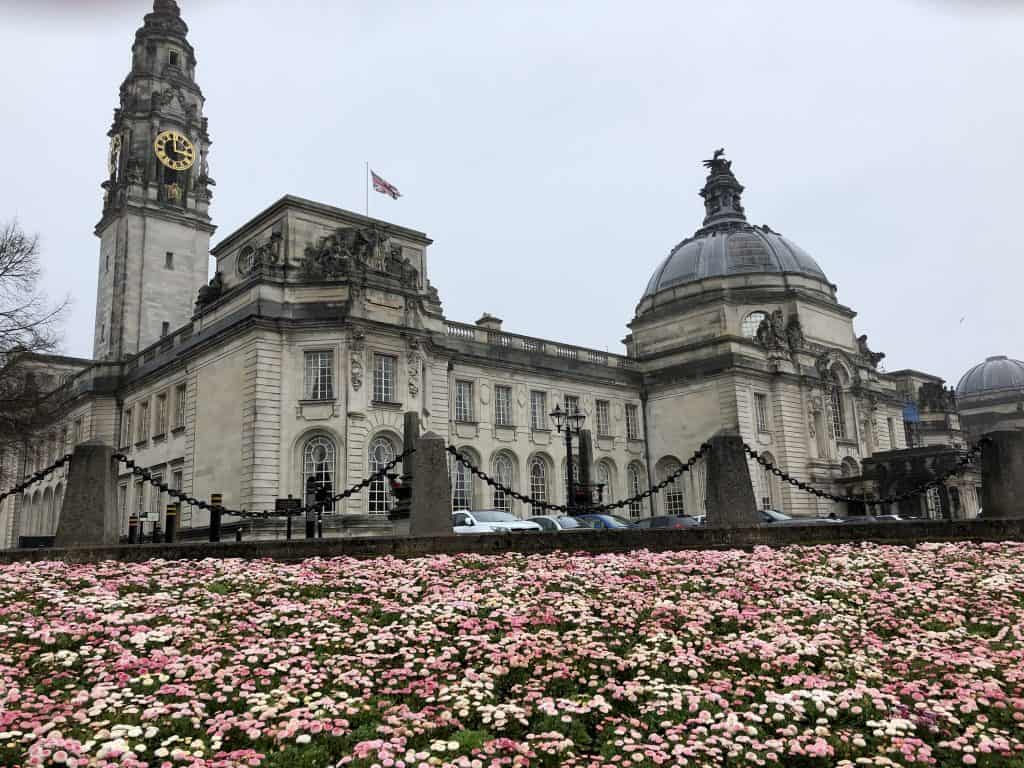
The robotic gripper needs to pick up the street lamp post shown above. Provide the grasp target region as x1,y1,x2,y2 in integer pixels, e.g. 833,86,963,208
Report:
550,403,586,514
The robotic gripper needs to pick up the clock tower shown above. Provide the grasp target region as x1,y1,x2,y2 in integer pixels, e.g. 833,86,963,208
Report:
93,0,215,360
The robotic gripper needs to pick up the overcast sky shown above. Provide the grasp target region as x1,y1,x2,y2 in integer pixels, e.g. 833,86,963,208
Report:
2,0,1022,385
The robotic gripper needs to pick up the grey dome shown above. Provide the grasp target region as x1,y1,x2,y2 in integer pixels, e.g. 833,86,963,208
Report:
642,226,829,299
956,356,1024,398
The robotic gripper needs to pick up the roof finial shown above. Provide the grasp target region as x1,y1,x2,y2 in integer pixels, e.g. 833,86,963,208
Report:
153,0,181,16
697,149,747,232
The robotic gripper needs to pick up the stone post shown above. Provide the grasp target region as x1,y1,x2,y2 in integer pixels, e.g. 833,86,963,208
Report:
409,431,453,537
703,432,761,527
391,411,420,521
54,440,119,548
577,429,594,504
980,431,1024,518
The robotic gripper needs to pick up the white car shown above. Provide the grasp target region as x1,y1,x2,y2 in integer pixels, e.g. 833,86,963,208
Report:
452,510,543,534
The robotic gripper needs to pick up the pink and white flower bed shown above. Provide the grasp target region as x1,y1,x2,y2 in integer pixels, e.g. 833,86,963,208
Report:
1,543,1023,767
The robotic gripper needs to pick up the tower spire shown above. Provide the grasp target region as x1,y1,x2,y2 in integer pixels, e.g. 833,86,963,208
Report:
697,149,747,233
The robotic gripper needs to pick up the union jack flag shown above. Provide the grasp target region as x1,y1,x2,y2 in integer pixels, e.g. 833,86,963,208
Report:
371,170,401,199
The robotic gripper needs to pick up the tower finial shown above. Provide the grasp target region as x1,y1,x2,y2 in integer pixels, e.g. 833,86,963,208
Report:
697,149,747,232
153,0,181,16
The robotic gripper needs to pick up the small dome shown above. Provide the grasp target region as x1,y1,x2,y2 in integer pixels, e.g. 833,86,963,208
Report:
956,356,1024,399
640,151,831,305
642,226,829,299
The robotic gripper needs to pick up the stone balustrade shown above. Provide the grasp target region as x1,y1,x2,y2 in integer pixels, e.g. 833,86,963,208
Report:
444,321,636,370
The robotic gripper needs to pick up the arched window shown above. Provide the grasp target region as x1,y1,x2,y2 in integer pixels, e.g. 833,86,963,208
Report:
627,464,644,518
529,457,548,514
741,311,768,339
367,436,396,516
829,385,846,439
757,452,776,511
596,461,614,503
452,450,474,511
492,454,515,514
303,436,336,512
657,458,685,516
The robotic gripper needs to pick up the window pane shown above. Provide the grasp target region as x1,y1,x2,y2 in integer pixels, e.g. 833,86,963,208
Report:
596,400,610,436
530,391,547,430
626,404,639,440
830,386,846,439
529,459,547,514
495,386,512,426
493,454,514,513
303,436,336,512
304,351,334,401
742,311,767,338
628,466,643,518
374,355,395,402
755,393,769,433
368,437,396,515
452,460,472,510
455,381,474,422
564,395,579,416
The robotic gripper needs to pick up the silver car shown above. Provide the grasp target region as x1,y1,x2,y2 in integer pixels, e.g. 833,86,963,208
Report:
528,515,596,532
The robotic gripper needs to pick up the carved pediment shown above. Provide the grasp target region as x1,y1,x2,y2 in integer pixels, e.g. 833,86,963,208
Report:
300,226,420,289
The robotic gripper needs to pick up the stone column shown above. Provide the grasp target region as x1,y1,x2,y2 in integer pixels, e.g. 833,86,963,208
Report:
390,411,420,522
54,440,119,548
704,432,760,527
409,431,452,537
980,431,1024,518
577,429,594,502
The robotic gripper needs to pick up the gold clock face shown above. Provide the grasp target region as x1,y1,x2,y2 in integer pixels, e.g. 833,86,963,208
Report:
153,130,196,171
107,135,122,176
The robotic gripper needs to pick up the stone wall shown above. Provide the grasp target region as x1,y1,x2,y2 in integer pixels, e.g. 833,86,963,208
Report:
2,518,1022,565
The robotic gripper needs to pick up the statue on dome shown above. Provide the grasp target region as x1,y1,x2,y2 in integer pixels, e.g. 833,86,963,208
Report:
703,148,732,174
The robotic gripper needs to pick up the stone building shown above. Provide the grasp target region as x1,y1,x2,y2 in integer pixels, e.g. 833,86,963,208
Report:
0,1,982,547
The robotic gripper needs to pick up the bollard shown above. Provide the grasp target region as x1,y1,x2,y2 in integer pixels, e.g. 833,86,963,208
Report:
704,432,761,527
128,514,139,544
317,508,323,539
980,431,1024,518
209,492,222,542
53,440,119,548
165,503,178,543
235,527,242,542
286,511,292,540
409,431,453,537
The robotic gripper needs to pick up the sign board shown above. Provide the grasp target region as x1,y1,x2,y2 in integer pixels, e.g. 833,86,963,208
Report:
275,498,301,514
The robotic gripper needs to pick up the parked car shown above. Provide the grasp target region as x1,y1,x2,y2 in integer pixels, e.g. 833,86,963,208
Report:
528,515,596,532
632,515,701,529
452,510,543,534
843,513,906,524
760,509,841,526
575,513,635,530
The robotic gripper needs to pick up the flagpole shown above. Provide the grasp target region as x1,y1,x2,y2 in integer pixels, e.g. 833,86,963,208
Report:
365,161,369,218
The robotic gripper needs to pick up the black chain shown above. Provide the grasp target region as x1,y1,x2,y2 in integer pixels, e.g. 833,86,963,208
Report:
0,454,73,502
445,443,711,515
743,438,988,508
113,448,415,520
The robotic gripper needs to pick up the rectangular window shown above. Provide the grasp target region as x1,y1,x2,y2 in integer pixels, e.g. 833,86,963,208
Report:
626,404,640,440
494,385,512,426
161,321,170,338
174,383,187,429
151,474,163,521
165,252,174,269
530,391,547,430
137,400,150,443
73,418,82,446
596,400,611,436
830,387,846,440
887,417,896,449
454,380,474,422
154,393,167,437
135,480,145,518
564,395,580,416
755,393,769,433
304,351,334,401
169,51,179,67
118,484,128,530
121,407,133,448
373,354,396,402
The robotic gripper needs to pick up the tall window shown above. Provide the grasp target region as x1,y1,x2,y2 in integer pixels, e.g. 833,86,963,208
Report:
137,401,150,443
303,436,336,512
596,461,613,502
452,458,473,510
564,395,580,416
161,321,170,338
596,400,611,436
174,383,187,429
494,385,512,426
73,418,82,446
121,407,133,448
626,404,640,440
493,454,514,513
754,393,769,433
887,417,896,449
155,393,168,437
304,351,334,400
627,464,643,518
660,460,685,515
742,311,768,338
829,385,846,440
925,486,942,519
367,436,396,516
530,391,547,430
373,354,396,402
151,473,163,523
134,480,145,519
165,251,174,269
118,484,128,531
455,381,474,422
529,458,547,513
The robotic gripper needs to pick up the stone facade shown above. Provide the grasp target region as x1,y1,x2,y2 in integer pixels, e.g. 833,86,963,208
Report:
0,2,983,549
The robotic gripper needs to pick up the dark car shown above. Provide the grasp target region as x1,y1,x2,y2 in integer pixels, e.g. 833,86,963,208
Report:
633,515,701,529
576,513,635,530
528,515,596,532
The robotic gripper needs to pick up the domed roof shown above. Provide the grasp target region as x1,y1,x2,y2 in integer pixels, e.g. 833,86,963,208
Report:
956,356,1024,398
641,151,831,302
